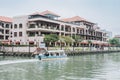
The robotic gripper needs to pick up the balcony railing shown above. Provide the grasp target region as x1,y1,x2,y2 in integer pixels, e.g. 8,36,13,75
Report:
28,24,60,31
28,34,35,37
29,25,36,28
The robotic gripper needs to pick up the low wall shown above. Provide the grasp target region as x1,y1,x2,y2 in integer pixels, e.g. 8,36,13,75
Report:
48,47,120,51
3,46,36,53
2,46,120,53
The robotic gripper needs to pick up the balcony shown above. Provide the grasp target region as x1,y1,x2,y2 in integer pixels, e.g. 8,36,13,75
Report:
27,25,60,33
28,34,36,37
28,25,37,28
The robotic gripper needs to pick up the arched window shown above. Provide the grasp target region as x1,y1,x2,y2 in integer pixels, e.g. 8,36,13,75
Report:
11,24,13,29
19,24,22,28
6,24,9,28
14,24,17,29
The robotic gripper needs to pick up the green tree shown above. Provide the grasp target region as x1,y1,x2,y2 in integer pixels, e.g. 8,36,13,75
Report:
58,36,74,47
109,38,119,46
63,36,75,46
44,34,59,49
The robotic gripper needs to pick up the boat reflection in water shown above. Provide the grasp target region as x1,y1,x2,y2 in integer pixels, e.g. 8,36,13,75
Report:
36,56,68,72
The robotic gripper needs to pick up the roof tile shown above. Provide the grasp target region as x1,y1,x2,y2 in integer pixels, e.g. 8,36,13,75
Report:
40,10,60,17
61,16,86,22
0,16,12,22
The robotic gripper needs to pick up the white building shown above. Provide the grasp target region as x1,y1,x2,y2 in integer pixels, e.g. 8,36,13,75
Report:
9,10,109,46
0,16,12,44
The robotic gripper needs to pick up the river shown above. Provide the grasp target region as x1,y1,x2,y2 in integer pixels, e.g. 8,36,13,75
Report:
0,53,120,80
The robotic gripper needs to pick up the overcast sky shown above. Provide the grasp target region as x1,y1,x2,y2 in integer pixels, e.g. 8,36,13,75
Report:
0,0,120,36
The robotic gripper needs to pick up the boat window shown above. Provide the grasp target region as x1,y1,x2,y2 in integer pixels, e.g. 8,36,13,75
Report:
44,52,49,56
60,52,63,56
50,53,54,56
56,53,59,56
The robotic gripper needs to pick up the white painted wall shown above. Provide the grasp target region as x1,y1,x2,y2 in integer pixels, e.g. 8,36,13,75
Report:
4,46,36,52
10,15,28,44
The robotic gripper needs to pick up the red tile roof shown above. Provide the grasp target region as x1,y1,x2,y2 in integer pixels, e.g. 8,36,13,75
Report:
31,10,60,17
61,16,86,22
40,10,60,17
115,35,120,38
0,16,12,23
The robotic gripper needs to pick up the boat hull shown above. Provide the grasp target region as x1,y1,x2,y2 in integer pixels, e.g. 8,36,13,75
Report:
41,57,68,61
35,55,68,61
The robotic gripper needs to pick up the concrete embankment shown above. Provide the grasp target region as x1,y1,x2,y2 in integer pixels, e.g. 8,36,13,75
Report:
0,51,33,57
66,50,120,56
0,50,120,57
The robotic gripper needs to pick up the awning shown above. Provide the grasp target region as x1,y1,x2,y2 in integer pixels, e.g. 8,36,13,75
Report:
16,41,20,44
1,40,11,45
29,41,34,44
80,40,88,44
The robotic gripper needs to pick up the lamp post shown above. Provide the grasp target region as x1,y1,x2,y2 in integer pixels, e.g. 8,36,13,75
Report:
72,42,74,51
29,43,30,54
27,40,30,54
12,42,14,52
60,42,62,50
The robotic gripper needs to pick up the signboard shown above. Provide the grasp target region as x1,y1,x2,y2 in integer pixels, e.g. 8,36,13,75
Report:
39,42,46,48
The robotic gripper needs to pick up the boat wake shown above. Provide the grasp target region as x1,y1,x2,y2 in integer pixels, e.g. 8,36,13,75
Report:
0,59,39,66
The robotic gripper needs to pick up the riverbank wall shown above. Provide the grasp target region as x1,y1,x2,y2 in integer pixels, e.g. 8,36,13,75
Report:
66,50,120,56
0,46,120,57
0,50,120,57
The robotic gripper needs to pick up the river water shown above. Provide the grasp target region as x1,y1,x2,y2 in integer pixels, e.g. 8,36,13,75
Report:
0,53,120,80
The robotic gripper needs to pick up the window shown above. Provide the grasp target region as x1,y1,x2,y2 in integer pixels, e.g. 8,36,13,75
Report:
14,32,17,37
11,25,13,29
29,32,35,37
5,36,9,39
2,23,4,27
19,24,22,28
77,29,79,33
14,24,17,29
73,28,75,32
0,22,1,26
5,30,9,34
19,32,22,37
61,25,64,31
6,24,9,28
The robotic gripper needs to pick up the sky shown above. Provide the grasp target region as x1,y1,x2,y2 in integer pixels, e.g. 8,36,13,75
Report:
0,0,120,36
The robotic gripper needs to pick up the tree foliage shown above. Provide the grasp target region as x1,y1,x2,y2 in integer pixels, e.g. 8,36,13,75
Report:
72,35,82,43
62,36,75,43
44,34,59,43
109,38,119,46
58,35,65,43
88,40,92,44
